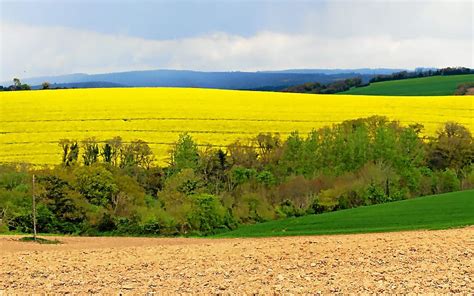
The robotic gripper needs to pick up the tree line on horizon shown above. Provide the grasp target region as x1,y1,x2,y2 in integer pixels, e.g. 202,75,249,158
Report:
282,77,363,94
369,67,473,83
281,67,473,94
0,116,473,236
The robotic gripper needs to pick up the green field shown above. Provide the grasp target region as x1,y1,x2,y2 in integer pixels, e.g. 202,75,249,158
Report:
215,190,474,238
343,74,474,96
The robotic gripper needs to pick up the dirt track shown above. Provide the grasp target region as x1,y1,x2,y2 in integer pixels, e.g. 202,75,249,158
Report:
1,228,473,294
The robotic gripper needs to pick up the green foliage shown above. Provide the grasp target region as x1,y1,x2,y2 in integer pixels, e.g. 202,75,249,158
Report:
231,167,257,185
0,116,472,236
59,139,79,166
315,188,340,211
427,122,473,173
256,170,276,187
433,169,461,193
74,166,118,207
0,170,29,191
283,77,362,94
82,138,100,166
19,237,61,244
169,133,199,173
41,82,51,90
188,194,226,234
233,193,275,223
101,137,122,166
120,140,154,169
38,174,85,233
277,200,305,218
198,147,228,194
0,223,8,233
6,78,31,91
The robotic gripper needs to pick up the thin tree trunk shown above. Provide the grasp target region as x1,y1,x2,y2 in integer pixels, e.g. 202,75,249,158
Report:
32,174,37,241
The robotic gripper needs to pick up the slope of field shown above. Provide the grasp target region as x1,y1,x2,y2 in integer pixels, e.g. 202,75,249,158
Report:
0,88,472,165
343,74,474,95
216,190,474,238
1,227,472,294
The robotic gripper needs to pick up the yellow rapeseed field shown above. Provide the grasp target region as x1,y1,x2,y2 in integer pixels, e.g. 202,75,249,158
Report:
0,88,472,165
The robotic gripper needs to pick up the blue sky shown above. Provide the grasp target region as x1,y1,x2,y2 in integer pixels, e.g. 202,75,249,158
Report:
1,0,472,80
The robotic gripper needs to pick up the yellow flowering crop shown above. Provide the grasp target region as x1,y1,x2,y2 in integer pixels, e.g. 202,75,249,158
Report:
0,88,472,165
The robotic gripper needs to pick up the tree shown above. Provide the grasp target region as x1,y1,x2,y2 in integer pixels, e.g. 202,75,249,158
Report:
82,138,99,166
37,174,84,233
433,169,461,193
20,84,31,90
428,122,474,173
198,147,228,193
280,131,304,175
74,166,118,207
254,133,282,165
227,140,259,168
111,173,146,216
169,133,199,173
11,78,30,90
119,140,154,169
102,137,122,166
188,194,226,234
41,82,50,89
59,139,79,166
132,140,154,169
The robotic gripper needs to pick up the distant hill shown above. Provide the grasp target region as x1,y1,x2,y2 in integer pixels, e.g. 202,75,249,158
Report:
343,74,474,96
261,68,406,75
1,68,405,90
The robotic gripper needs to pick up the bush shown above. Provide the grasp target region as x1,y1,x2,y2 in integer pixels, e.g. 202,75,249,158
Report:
74,166,118,206
277,199,305,218
115,215,142,234
314,189,340,212
97,213,116,232
365,184,389,204
188,194,226,235
0,222,8,233
233,193,275,223
434,169,460,193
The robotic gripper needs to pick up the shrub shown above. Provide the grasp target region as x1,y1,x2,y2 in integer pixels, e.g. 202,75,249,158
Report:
434,169,461,193
0,222,8,233
74,166,118,207
277,199,305,218
314,189,340,212
233,193,275,223
188,194,226,235
115,215,142,234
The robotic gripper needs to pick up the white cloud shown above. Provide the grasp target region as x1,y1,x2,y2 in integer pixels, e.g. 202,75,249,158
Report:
1,21,472,81
303,0,472,40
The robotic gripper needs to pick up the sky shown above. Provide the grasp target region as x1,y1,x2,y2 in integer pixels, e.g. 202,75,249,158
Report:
0,0,472,81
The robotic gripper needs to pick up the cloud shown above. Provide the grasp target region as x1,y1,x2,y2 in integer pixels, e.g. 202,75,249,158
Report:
302,0,472,40
1,21,472,81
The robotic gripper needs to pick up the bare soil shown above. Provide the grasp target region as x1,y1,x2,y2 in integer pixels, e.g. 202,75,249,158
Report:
1,227,473,294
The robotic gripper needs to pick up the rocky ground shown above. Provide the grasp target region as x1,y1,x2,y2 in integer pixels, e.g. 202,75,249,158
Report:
1,227,473,294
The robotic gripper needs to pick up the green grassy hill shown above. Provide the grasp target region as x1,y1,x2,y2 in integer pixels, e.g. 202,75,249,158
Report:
343,74,474,96
215,190,474,238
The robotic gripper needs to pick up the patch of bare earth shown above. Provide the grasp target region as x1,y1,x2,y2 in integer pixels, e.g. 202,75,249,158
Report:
465,87,474,95
1,227,473,294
